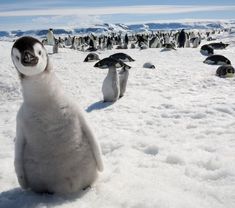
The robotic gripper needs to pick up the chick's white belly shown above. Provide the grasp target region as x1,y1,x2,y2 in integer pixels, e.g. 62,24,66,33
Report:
22,111,97,193
102,78,115,99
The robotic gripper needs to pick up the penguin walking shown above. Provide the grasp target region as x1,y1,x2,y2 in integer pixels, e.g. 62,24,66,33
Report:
11,36,103,194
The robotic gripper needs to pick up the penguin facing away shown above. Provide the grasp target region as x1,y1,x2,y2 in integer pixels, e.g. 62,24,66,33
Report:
119,67,130,98
11,36,103,194
53,40,59,54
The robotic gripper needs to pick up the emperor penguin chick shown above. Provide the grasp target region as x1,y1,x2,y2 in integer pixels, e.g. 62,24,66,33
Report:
119,66,130,98
11,36,103,195
94,57,131,102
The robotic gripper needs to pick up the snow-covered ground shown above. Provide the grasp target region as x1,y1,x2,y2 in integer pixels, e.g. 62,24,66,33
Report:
0,31,235,208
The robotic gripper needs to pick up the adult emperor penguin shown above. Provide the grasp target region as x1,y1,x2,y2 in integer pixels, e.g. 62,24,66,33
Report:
11,36,103,194
177,29,186,48
46,28,55,46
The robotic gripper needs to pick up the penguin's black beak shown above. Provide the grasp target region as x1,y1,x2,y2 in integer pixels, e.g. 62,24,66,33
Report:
22,50,38,66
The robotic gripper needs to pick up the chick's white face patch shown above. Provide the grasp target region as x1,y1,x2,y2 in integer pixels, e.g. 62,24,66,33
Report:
11,43,47,77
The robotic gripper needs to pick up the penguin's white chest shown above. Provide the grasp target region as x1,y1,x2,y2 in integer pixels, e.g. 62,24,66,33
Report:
102,72,120,102
47,32,55,45
20,104,97,193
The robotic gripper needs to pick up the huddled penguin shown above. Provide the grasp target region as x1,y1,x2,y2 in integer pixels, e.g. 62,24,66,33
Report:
143,62,156,69
200,44,214,56
203,55,231,65
84,53,100,62
109,53,135,62
216,65,234,78
11,36,103,194
208,42,229,49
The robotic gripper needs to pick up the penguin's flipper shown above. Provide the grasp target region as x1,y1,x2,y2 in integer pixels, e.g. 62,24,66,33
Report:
15,108,28,189
79,112,104,172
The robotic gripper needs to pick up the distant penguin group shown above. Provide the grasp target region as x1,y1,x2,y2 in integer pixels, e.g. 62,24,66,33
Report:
201,40,233,78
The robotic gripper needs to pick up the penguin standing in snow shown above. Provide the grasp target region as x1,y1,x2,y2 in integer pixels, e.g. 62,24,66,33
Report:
177,29,186,48
46,28,55,46
94,57,131,102
119,67,130,98
11,36,103,194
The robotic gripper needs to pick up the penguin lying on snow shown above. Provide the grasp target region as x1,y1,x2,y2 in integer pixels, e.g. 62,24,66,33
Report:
161,43,176,51
94,57,131,69
203,55,231,65
109,52,135,62
200,44,214,56
11,36,103,194
208,42,229,49
143,62,156,69
84,53,100,62
216,65,234,78
94,57,131,101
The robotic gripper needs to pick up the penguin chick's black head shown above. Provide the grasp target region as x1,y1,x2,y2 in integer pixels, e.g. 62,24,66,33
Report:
11,36,48,77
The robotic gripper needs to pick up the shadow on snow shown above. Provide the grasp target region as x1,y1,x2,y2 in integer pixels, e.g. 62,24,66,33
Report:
0,187,89,208
86,100,114,112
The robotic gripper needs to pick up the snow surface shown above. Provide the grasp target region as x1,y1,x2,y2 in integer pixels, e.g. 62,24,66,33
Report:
0,31,235,208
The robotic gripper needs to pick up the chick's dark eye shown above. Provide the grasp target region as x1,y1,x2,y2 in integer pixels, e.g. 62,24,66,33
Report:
16,56,19,61
39,51,42,55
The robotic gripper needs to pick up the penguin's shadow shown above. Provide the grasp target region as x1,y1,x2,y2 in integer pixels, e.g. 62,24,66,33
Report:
0,188,88,208
86,100,114,112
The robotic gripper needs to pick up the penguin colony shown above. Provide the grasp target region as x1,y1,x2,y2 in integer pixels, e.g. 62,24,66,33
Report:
44,28,233,79
11,27,233,195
